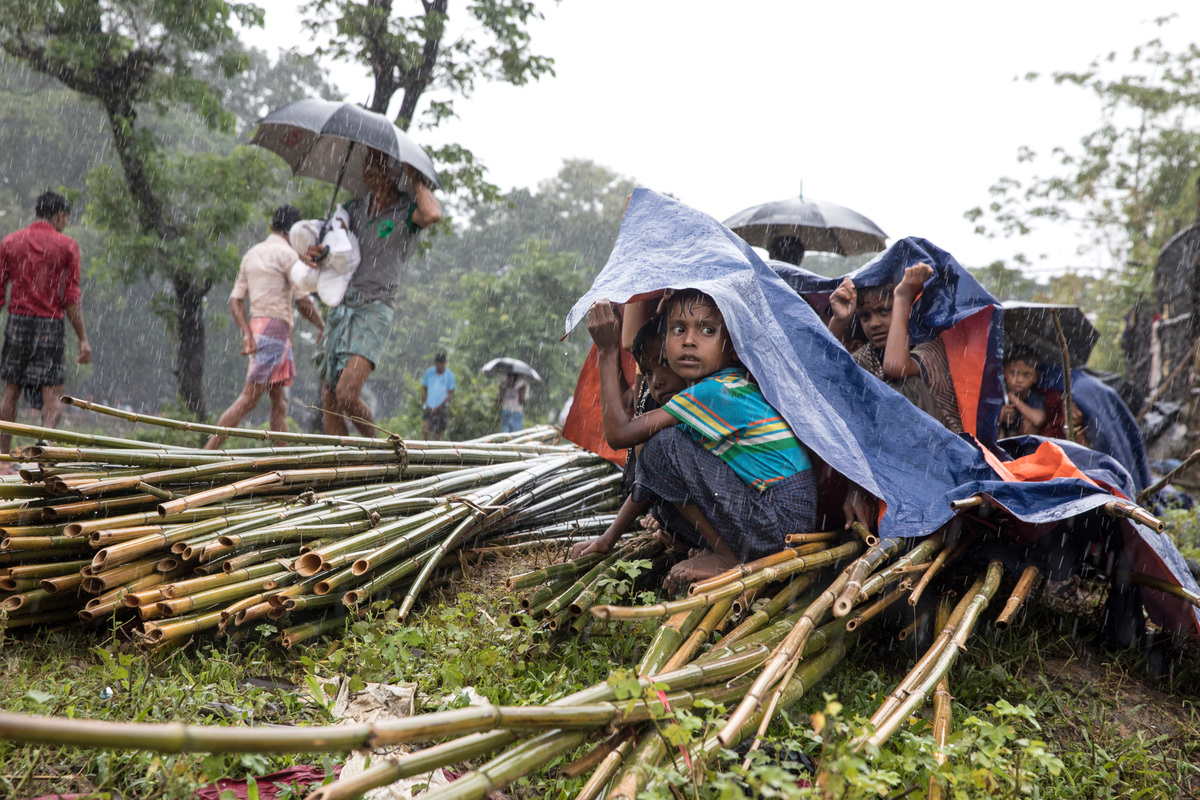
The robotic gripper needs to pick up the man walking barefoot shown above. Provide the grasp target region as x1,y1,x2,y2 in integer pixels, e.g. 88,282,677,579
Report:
0,191,92,459
204,205,324,450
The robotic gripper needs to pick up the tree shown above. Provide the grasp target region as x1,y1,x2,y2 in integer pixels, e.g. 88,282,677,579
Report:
302,0,557,202
0,3,341,416
966,22,1200,371
968,261,1043,302
966,23,1200,272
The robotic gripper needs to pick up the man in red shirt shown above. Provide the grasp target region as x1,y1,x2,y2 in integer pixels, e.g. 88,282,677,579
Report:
0,191,93,456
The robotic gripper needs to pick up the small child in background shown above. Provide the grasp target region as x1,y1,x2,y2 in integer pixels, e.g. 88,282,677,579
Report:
999,345,1047,438
828,263,964,434
574,290,825,591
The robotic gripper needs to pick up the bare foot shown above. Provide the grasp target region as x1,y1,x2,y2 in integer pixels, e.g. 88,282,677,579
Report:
651,529,690,556
639,514,662,532
663,549,741,595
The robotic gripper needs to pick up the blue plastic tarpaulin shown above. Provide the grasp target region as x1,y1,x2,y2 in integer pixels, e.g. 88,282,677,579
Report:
771,238,1006,445
564,188,1200,637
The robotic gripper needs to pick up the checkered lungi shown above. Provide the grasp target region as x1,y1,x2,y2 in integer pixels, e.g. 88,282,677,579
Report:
246,317,295,386
0,314,66,404
632,426,817,562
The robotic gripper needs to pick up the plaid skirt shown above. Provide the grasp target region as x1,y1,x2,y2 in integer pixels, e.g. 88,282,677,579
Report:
0,314,66,407
314,296,394,389
246,317,295,386
632,426,817,562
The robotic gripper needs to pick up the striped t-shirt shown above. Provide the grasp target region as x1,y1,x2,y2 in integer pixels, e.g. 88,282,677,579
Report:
663,368,812,491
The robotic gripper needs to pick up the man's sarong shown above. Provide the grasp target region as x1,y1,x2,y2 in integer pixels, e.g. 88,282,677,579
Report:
246,317,295,386
0,314,66,409
314,297,394,389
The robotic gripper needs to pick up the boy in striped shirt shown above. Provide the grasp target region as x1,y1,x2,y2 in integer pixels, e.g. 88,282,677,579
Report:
578,289,818,592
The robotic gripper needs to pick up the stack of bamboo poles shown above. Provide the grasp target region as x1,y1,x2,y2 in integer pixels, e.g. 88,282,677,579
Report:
0,399,621,645
0,498,1053,800
3,401,1186,798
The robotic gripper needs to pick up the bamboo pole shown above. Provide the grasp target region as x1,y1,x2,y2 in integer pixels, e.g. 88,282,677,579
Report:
929,597,954,800
687,542,827,596
909,529,971,606
507,552,608,591
0,417,190,451
572,731,635,800
994,564,1042,628
717,562,856,743
593,540,864,621
638,607,707,676
657,597,734,673
871,590,973,729
1130,571,1200,609
832,537,902,617
859,561,1005,750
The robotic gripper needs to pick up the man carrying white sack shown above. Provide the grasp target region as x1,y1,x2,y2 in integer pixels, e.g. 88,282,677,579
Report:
204,205,325,450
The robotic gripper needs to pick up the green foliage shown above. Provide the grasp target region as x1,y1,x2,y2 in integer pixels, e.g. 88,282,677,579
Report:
300,0,558,206
1161,506,1200,562
967,23,1200,376
966,23,1200,374
596,558,655,601
87,145,278,287
967,24,1200,268
446,240,593,435
1,574,1198,798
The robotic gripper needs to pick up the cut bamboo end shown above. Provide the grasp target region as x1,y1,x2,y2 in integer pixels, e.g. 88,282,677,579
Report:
849,522,879,547
949,495,984,511
994,564,1042,629
294,552,325,577
1103,501,1165,533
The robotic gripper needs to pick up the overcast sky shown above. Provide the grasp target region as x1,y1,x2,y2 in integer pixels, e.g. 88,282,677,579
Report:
247,1,1196,276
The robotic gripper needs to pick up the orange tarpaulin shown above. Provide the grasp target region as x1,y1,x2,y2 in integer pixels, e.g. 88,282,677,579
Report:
562,344,638,467
941,306,995,440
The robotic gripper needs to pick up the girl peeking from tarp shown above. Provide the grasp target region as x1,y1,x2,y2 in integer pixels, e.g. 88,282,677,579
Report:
570,290,875,593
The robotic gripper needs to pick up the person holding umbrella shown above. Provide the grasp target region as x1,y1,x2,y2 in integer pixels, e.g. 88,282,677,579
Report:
480,357,542,434
304,147,442,436
497,372,529,433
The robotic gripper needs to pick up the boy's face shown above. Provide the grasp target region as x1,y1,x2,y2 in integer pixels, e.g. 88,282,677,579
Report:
637,338,687,404
1004,359,1039,397
855,292,893,349
665,298,736,382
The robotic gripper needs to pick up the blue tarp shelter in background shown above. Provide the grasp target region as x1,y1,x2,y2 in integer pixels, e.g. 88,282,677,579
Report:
771,238,1006,446
564,188,1200,638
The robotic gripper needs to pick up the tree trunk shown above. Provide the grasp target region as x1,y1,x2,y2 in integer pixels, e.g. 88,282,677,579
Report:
173,273,210,419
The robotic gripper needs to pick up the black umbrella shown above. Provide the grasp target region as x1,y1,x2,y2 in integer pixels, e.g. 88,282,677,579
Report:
723,196,888,257
1002,302,1098,367
251,99,440,243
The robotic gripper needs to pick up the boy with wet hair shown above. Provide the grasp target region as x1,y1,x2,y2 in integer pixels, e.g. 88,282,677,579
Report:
999,345,1046,438
573,290,825,591
827,265,963,434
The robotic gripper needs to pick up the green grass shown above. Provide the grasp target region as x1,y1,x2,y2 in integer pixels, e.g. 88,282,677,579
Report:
1,564,1198,799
